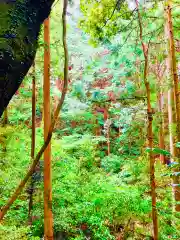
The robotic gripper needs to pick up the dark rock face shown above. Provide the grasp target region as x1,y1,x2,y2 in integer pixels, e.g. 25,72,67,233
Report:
0,0,55,117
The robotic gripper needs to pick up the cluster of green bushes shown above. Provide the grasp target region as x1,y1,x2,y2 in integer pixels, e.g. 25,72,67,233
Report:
1,127,179,239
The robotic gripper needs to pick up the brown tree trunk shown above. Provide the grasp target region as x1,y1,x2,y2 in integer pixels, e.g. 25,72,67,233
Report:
166,0,180,212
31,62,36,161
166,2,180,143
157,87,165,164
95,114,101,136
168,89,177,157
104,107,110,156
93,105,101,136
95,118,101,136
145,58,158,240
28,62,36,224
135,0,158,239
168,88,180,212
43,17,53,240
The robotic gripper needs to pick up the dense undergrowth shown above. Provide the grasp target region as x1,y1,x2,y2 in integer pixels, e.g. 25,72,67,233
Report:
0,124,179,240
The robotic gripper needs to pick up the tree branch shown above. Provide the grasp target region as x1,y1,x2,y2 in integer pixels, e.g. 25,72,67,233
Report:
92,96,147,103
102,0,125,28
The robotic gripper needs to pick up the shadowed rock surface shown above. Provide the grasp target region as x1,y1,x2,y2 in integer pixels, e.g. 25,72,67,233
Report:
0,0,55,117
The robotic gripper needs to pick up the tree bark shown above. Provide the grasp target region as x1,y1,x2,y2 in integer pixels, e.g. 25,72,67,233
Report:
135,0,158,239
103,108,110,156
0,0,55,117
166,3,180,144
157,83,165,164
166,0,180,212
43,17,53,240
28,62,36,224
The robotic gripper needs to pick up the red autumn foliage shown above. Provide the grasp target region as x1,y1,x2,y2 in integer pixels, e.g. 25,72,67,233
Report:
92,75,112,89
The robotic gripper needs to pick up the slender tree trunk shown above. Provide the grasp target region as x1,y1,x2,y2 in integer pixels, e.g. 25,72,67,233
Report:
166,2,180,143
146,60,158,240
157,85,165,164
43,17,53,240
168,88,180,212
94,110,101,136
104,107,110,155
95,118,101,136
107,129,110,156
166,0,180,212
135,1,158,239
163,91,169,153
28,62,36,224
168,89,176,158
31,62,36,163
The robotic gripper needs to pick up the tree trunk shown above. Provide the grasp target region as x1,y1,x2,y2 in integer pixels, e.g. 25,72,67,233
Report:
94,110,101,136
43,17,53,239
28,62,36,224
104,107,110,156
157,86,165,164
166,2,180,144
166,0,180,212
146,62,158,240
135,0,158,238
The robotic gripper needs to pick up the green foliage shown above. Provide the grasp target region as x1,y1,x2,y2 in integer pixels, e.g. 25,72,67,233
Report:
146,147,170,156
1,0,180,239
0,116,177,238
0,225,39,240
50,137,152,239
80,0,131,45
1,124,180,239
101,154,124,173
0,128,149,239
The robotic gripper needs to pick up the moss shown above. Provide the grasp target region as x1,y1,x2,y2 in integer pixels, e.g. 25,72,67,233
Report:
0,0,55,117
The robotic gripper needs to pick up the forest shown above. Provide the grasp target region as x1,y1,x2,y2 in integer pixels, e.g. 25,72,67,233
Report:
0,0,180,239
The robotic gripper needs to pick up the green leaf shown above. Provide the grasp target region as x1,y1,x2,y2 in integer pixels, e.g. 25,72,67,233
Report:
146,147,170,156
